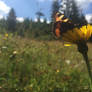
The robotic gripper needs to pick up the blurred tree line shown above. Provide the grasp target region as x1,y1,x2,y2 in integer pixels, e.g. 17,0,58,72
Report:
0,8,52,40
0,0,91,41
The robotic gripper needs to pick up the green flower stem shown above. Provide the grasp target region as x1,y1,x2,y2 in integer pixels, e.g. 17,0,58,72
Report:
77,42,92,81
82,53,92,90
77,42,92,90
83,53,92,83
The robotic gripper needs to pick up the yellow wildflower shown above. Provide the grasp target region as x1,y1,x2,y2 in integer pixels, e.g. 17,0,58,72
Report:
5,33,8,37
64,43,71,47
62,25,92,44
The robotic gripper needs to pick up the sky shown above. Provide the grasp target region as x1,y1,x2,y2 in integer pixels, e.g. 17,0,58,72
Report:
0,0,92,22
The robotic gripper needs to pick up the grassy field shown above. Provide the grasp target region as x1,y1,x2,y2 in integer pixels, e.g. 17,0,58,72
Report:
0,34,92,92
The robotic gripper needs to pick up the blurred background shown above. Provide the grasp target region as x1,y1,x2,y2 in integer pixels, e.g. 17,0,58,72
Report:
0,0,92,40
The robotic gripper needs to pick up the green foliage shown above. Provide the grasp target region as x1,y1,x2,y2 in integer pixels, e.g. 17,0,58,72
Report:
23,18,30,30
16,18,30,36
0,35,92,92
23,21,53,40
0,19,7,29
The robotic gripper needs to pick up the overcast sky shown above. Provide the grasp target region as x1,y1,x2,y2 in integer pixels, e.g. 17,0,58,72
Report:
0,0,92,22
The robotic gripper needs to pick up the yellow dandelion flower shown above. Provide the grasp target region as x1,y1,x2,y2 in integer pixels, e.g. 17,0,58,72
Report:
60,25,92,44
5,33,8,37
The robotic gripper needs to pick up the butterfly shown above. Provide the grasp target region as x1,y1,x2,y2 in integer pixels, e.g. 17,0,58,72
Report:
53,12,79,38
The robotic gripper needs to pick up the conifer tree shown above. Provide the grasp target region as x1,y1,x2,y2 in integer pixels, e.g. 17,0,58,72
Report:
7,8,16,32
51,0,60,21
36,11,44,22
60,0,87,25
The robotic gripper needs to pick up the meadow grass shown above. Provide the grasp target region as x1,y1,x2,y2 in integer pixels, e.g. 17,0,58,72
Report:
0,35,92,92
